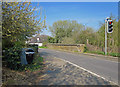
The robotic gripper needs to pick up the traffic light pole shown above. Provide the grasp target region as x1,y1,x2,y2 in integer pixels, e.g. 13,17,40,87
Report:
105,19,107,55
105,17,113,55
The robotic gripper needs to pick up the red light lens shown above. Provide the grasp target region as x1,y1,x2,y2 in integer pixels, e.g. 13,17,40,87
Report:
109,22,111,24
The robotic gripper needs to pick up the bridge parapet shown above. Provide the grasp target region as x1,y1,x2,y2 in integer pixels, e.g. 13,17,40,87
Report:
47,43,85,53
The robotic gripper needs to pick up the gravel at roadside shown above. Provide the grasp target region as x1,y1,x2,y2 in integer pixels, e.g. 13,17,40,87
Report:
37,55,116,85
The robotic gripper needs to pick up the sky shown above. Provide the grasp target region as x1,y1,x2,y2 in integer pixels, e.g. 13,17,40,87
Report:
31,2,118,36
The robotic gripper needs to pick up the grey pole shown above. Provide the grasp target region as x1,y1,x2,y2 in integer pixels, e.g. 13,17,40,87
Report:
105,19,107,55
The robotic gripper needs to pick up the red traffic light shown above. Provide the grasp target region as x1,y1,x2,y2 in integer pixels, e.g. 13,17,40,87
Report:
109,22,112,24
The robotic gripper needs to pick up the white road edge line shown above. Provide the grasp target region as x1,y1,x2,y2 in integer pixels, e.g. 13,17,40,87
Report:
55,57,118,85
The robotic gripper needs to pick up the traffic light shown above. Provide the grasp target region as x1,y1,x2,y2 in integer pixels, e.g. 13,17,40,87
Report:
107,20,113,33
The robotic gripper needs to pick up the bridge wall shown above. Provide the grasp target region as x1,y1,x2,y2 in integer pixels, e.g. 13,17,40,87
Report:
47,43,85,53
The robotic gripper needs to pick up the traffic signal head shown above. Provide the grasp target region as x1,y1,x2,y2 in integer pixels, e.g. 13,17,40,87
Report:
107,20,113,33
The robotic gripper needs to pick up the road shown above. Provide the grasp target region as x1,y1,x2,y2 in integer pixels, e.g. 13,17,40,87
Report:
39,48,118,85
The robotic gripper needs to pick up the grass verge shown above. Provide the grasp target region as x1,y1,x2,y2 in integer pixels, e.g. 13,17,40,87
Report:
84,51,120,57
39,46,48,49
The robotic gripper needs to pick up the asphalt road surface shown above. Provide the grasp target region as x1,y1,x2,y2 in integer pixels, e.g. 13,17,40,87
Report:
39,48,118,85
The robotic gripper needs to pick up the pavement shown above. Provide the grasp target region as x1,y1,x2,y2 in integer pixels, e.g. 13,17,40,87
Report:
39,48,119,85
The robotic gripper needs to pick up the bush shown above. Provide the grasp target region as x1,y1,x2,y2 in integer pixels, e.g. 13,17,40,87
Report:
84,45,88,52
108,53,120,57
3,45,43,71
2,43,38,70
3,46,22,70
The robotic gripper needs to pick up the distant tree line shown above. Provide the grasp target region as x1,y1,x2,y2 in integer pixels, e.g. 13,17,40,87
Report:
48,15,119,53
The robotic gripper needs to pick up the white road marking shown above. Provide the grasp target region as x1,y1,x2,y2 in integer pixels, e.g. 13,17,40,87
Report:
55,57,118,85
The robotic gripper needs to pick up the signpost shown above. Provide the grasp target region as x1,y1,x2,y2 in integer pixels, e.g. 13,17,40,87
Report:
105,17,113,55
